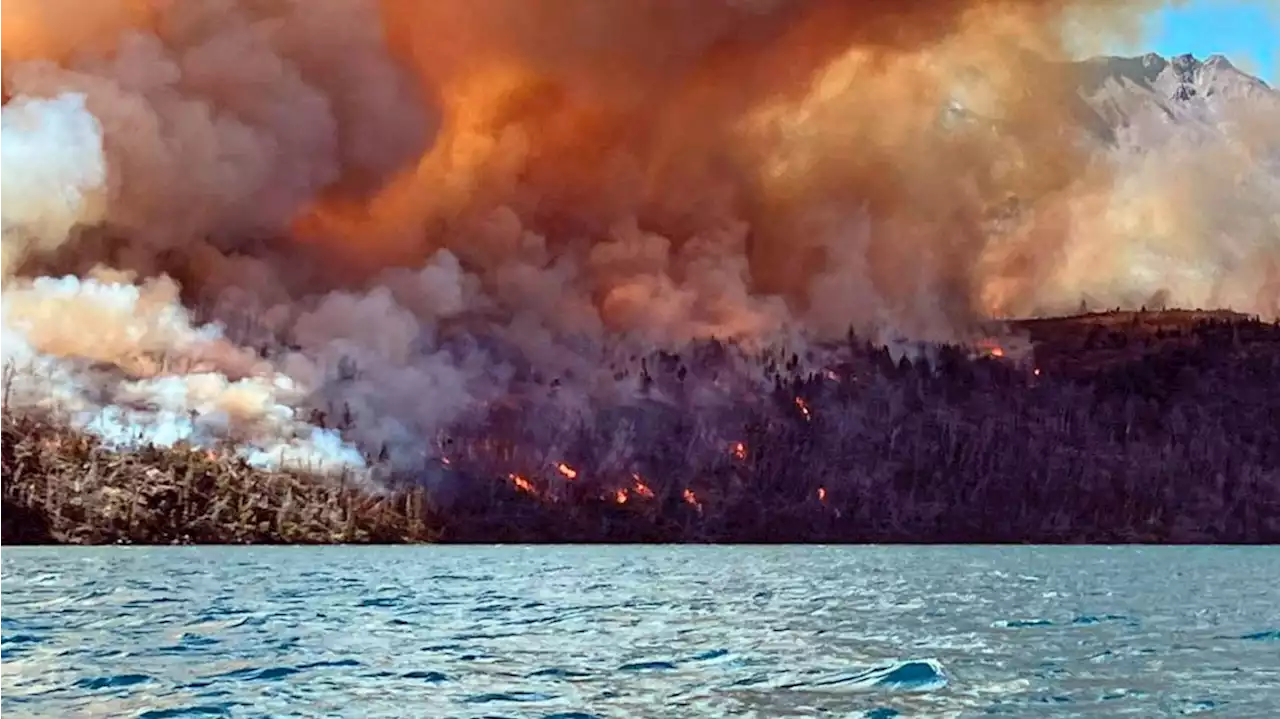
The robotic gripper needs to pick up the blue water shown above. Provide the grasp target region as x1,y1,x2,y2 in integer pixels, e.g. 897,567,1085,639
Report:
2,546,1277,718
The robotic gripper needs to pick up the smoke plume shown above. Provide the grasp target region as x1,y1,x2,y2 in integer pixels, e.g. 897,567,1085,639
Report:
2,0,1276,475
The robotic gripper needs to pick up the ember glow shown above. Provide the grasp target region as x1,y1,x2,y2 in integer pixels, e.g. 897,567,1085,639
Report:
2,0,1276,489
631,476,656,499
794,397,812,421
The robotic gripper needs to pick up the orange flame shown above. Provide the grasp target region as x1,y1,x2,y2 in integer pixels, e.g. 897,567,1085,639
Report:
816,487,827,502
975,339,1006,359
731,441,747,460
794,396,811,421
682,488,702,511
554,462,578,480
1033,367,1041,376
613,488,629,504
509,473,535,494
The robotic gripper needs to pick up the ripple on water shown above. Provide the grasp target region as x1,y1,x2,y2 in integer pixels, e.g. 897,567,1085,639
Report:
528,667,592,679
1,632,45,663
73,674,152,690
463,691,557,704
1071,614,1126,626
401,670,448,682
789,659,948,693
211,666,301,682
136,703,238,718
617,660,678,672
688,648,730,662
994,619,1055,629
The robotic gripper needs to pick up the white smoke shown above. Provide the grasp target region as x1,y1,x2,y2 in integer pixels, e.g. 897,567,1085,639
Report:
1,93,107,275
1,272,366,473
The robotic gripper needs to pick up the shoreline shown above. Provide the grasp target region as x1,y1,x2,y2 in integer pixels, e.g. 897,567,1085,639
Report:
5,310,1280,546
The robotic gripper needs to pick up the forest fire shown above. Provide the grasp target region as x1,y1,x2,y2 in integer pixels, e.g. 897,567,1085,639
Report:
3,1,1280,547
6,311,1280,544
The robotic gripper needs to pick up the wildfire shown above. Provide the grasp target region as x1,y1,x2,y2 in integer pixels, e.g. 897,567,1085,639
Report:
824,369,839,381
441,456,452,466
731,441,747,460
816,486,827,502
614,488,629,504
554,462,578,480
509,473,535,494
1033,367,1041,376
794,396,811,421
990,346,1005,358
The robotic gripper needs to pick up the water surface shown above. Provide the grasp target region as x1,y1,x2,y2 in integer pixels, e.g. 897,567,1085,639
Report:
3,546,1278,717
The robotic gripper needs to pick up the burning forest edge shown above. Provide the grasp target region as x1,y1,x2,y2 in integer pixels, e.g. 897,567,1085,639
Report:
5,310,1280,546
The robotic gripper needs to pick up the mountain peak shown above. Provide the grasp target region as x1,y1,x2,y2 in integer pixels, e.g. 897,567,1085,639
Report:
1079,52,1271,102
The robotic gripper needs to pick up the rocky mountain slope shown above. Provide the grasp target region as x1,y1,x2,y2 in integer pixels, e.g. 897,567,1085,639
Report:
1032,53,1280,318
1076,52,1279,150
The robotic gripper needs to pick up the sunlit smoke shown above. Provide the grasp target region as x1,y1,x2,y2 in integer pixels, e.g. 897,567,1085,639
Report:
2,0,1277,478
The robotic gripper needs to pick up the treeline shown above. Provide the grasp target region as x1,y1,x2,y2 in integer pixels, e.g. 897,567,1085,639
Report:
4,312,1280,544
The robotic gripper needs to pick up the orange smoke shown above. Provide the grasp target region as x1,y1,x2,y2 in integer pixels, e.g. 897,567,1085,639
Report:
1,1,1244,342
1,1,154,64
291,0,1155,338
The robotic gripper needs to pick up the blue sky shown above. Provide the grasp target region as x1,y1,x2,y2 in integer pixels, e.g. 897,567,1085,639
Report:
1138,1,1279,83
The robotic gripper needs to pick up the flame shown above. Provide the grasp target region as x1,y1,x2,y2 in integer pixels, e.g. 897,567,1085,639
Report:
509,473,535,494
974,338,1008,358
441,456,452,466
554,462,578,480
731,441,747,460
1033,367,1041,376
794,396,811,421
613,488,629,504
682,488,702,511
816,486,827,502
824,369,839,381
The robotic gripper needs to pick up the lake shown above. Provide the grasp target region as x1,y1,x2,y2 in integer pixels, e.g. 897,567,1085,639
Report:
2,546,1277,718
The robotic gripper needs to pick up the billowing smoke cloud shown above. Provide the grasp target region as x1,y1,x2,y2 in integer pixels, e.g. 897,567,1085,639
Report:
1,93,107,275
2,0,1276,476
